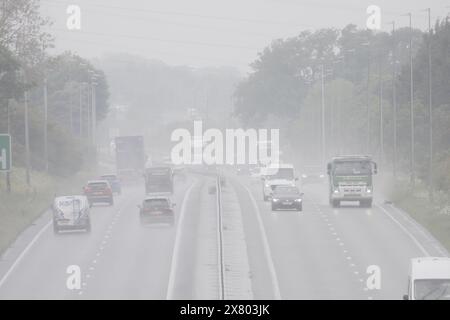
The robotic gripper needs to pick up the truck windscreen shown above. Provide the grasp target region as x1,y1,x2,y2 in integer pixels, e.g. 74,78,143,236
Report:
334,161,372,176
266,168,294,180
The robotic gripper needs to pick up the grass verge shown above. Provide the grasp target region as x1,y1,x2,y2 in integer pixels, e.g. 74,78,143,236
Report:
0,166,97,255
390,181,450,253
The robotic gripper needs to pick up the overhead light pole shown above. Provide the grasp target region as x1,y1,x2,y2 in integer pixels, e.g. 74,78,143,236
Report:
403,12,415,186
389,21,398,179
43,77,49,173
425,8,433,201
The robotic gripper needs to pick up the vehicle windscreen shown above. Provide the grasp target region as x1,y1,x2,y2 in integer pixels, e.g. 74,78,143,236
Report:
146,169,171,182
414,279,450,300
266,168,294,180
274,187,299,196
333,161,372,176
88,183,108,190
143,199,170,210
100,175,116,181
56,198,82,213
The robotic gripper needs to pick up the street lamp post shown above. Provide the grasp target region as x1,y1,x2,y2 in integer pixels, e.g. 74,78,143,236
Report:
378,53,384,165
389,21,398,179
404,12,415,186
43,78,49,173
320,64,326,167
425,8,433,201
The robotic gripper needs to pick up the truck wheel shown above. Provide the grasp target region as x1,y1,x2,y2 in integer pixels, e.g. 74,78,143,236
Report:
85,220,91,233
53,221,59,234
361,200,372,208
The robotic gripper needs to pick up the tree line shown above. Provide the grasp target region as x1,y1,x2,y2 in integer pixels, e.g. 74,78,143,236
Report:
0,0,110,177
234,19,450,194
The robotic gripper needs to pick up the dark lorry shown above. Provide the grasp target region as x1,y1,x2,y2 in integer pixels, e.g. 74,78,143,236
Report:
144,166,174,194
114,136,146,182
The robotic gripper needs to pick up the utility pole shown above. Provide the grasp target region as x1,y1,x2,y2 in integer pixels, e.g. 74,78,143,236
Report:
426,8,433,201
406,12,415,186
43,78,49,173
378,54,384,165
6,98,11,193
24,88,31,186
320,64,326,167
79,83,83,137
390,21,398,179
362,41,371,154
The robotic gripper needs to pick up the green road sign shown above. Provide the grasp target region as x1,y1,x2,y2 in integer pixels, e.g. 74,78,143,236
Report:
0,134,12,172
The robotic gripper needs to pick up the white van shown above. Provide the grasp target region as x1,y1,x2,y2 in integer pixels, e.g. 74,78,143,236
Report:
52,195,91,234
404,257,450,300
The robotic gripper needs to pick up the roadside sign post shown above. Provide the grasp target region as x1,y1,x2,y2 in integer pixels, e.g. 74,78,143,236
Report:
0,134,12,192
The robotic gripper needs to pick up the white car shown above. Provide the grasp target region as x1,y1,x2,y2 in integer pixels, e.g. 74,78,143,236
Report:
52,195,91,234
404,257,450,300
262,164,298,201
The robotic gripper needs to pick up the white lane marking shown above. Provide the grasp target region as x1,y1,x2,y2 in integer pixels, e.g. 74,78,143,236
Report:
376,204,430,256
0,220,52,289
245,186,282,300
166,182,196,300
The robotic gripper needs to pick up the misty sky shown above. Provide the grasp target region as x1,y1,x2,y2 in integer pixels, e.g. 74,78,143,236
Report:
41,0,448,71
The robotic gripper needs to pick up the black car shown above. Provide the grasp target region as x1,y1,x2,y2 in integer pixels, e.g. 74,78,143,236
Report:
138,196,176,225
271,186,304,211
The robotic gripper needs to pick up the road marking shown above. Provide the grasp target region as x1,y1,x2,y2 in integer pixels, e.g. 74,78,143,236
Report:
166,182,196,300
0,220,52,289
376,204,429,256
245,186,282,300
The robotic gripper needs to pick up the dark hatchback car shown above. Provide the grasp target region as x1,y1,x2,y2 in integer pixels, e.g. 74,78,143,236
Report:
138,196,175,225
271,186,304,211
100,174,122,194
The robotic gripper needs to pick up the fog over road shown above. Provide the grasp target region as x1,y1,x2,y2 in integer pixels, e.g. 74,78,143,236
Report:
0,170,446,300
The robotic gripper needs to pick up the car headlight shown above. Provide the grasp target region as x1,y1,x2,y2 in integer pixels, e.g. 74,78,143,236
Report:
334,189,339,194
265,183,270,188
301,174,307,178
366,189,372,193
319,174,325,178
272,198,279,202
295,198,302,202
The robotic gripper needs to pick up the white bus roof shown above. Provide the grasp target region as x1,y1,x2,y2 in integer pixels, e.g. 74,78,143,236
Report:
411,257,450,280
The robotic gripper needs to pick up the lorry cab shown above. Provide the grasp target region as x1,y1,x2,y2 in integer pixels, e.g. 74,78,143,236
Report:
327,155,377,208
404,257,450,300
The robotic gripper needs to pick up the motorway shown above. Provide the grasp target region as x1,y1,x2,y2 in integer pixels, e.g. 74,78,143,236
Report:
0,170,448,300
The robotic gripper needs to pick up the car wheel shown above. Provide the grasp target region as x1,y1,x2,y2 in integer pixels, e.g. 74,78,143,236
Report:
297,204,303,211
